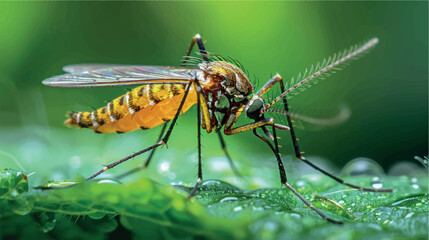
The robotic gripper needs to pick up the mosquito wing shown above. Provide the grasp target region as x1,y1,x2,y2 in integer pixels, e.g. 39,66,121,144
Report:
43,65,196,88
62,64,126,73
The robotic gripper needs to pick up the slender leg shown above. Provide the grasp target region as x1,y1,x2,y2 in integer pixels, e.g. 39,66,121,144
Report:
224,118,289,136
87,81,194,180
257,74,283,97
181,34,208,67
253,126,343,224
112,35,207,180
114,34,208,181
253,128,287,184
114,122,169,180
277,80,393,193
217,133,243,178
188,88,203,198
182,34,245,177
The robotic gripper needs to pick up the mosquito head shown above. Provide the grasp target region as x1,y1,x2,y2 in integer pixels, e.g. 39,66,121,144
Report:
245,95,266,121
202,61,254,98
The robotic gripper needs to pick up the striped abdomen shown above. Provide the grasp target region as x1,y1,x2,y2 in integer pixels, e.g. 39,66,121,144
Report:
66,84,197,133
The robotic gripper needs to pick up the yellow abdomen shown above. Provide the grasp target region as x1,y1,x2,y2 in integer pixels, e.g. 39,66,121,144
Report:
66,84,197,133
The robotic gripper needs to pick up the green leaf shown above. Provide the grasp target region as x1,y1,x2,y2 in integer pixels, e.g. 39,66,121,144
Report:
1,168,427,239
0,168,28,198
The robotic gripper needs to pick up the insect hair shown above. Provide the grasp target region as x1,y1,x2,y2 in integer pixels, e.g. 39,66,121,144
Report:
267,38,379,108
181,52,250,77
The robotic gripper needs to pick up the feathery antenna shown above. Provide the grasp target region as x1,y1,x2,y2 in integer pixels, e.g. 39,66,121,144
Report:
266,38,379,109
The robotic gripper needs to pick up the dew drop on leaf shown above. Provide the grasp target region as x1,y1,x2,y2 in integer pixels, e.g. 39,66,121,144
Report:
341,157,385,176
296,180,306,187
95,178,122,185
371,177,383,189
234,206,243,211
220,196,238,203
410,177,420,189
35,212,57,233
388,161,424,176
88,212,107,220
9,199,33,215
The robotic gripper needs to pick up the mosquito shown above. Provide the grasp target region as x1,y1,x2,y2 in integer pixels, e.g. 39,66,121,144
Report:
42,34,393,224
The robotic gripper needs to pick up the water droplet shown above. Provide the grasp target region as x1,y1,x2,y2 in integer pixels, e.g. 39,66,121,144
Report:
171,181,184,186
296,180,306,187
234,206,243,211
35,212,56,233
371,177,383,189
220,197,238,203
341,158,385,176
252,206,264,211
95,178,121,185
158,161,170,173
42,215,56,232
410,178,420,189
9,200,33,215
200,179,239,191
405,212,414,218
89,212,106,220
388,161,424,176
338,200,345,204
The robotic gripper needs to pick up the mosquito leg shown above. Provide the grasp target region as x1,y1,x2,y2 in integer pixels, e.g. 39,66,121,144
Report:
283,182,343,224
277,81,393,193
87,81,194,180
184,37,242,177
114,34,206,181
224,118,289,136
188,88,203,198
217,132,243,178
114,122,169,180
253,127,343,224
253,128,287,184
182,34,208,67
257,74,283,97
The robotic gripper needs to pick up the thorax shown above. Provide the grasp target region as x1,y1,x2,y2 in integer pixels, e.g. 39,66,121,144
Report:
192,61,254,132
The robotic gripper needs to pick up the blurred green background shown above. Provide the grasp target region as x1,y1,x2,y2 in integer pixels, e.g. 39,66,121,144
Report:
0,2,427,184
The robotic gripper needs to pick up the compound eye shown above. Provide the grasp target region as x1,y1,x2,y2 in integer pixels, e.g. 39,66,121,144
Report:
246,98,264,120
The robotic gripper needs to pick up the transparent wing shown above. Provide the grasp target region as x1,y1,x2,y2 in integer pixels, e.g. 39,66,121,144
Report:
63,64,126,73
43,65,196,87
